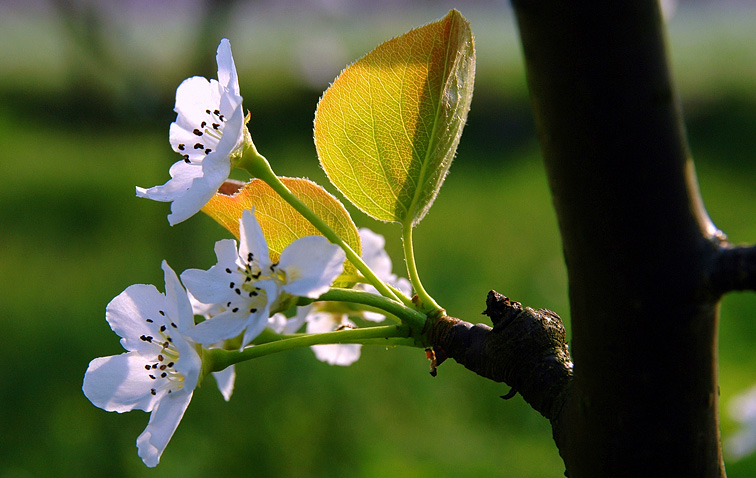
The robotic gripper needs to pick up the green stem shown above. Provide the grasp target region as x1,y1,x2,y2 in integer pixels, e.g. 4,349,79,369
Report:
402,222,444,315
205,324,415,372
238,143,402,304
317,288,427,330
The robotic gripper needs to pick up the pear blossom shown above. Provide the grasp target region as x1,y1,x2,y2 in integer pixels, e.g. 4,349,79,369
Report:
83,261,208,467
137,38,246,225
273,228,412,366
182,208,346,348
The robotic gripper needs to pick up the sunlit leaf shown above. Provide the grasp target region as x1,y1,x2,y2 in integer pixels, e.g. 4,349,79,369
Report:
314,9,475,226
202,178,361,287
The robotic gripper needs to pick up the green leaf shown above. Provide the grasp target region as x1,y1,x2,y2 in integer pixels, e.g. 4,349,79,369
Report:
202,178,362,287
314,9,475,226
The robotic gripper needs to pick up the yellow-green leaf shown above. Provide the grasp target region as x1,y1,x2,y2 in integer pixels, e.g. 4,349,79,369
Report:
314,9,475,226
202,178,361,287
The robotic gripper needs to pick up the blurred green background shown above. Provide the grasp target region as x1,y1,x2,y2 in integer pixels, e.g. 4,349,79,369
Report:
2,1,756,476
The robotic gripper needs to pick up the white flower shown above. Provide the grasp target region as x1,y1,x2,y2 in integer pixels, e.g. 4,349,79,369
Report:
182,208,345,348
137,38,246,226
82,261,203,467
273,228,411,366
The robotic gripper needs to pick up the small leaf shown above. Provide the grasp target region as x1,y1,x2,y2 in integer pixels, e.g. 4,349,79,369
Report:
202,178,361,287
314,9,475,226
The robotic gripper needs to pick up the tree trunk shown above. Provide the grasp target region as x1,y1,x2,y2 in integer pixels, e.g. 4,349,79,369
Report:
510,1,726,476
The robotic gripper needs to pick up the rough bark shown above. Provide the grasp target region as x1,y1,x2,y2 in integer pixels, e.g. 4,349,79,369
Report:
428,291,573,420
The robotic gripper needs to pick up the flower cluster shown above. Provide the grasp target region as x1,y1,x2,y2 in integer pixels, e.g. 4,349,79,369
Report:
83,209,347,466
84,38,412,468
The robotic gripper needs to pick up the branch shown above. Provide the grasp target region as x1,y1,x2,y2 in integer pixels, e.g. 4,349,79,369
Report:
710,243,756,295
427,291,573,420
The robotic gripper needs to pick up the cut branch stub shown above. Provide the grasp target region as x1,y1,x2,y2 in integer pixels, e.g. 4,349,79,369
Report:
428,291,573,420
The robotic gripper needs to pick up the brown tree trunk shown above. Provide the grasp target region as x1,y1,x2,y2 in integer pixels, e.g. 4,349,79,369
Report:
509,1,726,476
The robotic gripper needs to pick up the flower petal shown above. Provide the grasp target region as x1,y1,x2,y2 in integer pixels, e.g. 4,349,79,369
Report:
269,308,307,335
186,310,248,345
240,307,271,348
279,236,345,298
212,365,236,402
165,162,230,226
136,388,194,467
161,261,194,331
173,76,223,132
181,239,240,304
106,284,168,355
359,228,392,278
312,343,362,366
216,38,241,103
83,353,161,413
239,209,272,272
306,313,361,366
136,161,201,202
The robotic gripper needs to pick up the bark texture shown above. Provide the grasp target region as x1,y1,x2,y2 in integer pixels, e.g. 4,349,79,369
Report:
429,291,572,420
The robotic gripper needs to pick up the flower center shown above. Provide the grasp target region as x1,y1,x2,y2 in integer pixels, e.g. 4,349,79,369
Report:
140,310,185,397
176,109,227,164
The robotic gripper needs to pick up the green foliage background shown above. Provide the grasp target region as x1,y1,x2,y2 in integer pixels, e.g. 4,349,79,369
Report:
1,3,756,477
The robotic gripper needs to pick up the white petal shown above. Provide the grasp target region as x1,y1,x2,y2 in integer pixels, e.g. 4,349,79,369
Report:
357,227,412,296
210,103,245,157
188,290,223,317
240,308,271,348
312,343,362,366
165,159,229,225
83,353,161,413
393,277,413,296
106,284,167,355
172,338,202,393
137,388,193,467
187,310,248,345
306,314,361,366
136,161,202,202
359,228,392,279
305,311,340,333
268,307,307,335
181,239,240,304
239,209,272,272
216,38,241,100
361,310,388,323
212,366,236,402
161,261,194,332
173,76,223,132
279,236,345,298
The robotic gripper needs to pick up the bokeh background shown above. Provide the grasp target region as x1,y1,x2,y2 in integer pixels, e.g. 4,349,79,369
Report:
2,0,756,476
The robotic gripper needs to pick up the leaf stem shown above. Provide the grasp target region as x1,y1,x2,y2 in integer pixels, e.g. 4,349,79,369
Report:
237,143,402,304
402,223,444,315
205,324,415,372
318,288,427,331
